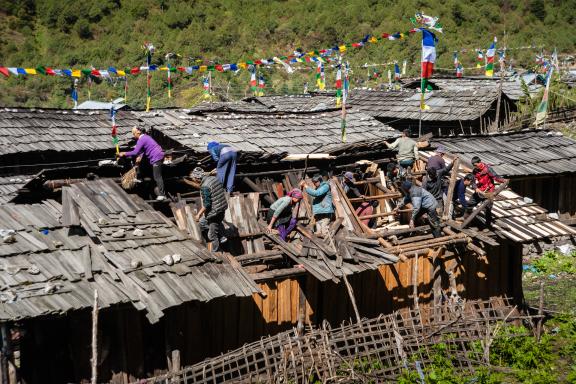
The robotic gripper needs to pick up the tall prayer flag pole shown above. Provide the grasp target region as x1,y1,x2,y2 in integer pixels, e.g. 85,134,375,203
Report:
144,42,154,112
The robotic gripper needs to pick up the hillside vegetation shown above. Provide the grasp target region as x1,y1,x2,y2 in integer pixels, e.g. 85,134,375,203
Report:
0,0,574,109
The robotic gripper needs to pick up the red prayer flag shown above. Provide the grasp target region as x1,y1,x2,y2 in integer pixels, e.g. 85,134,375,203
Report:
130,67,141,75
215,64,224,72
0,67,9,77
91,69,101,76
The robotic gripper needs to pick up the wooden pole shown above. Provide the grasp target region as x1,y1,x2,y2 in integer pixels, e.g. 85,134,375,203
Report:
459,180,509,229
443,158,460,221
91,289,99,384
494,69,504,132
412,253,419,309
342,274,361,324
536,281,544,342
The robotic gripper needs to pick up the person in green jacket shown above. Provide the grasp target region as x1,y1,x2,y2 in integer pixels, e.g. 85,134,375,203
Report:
385,129,419,173
300,174,334,237
266,189,303,241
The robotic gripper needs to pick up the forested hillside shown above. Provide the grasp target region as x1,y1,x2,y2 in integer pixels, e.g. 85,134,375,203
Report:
0,0,574,109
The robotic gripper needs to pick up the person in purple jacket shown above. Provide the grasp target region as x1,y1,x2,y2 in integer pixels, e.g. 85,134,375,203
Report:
119,126,166,200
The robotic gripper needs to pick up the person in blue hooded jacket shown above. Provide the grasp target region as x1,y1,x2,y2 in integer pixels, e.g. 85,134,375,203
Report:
300,174,334,237
207,141,237,193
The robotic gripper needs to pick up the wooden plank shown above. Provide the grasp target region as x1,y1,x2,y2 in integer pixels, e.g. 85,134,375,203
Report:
442,158,460,221
277,279,292,325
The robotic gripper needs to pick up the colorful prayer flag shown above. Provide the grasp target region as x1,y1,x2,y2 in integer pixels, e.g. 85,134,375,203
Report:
202,75,210,99
476,50,484,69
456,64,463,78
250,67,257,96
316,62,325,90
0,67,9,77
419,28,437,111
394,62,400,81
535,66,554,126
335,65,342,107
485,37,497,77
257,74,265,96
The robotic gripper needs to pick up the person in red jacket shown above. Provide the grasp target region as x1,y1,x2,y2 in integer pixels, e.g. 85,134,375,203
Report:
468,156,506,227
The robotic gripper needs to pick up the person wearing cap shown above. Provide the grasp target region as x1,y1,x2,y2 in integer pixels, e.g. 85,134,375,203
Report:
384,129,418,172
119,126,166,200
341,171,363,199
427,146,447,172
394,180,441,237
207,141,238,193
300,174,334,237
191,167,228,252
266,189,303,241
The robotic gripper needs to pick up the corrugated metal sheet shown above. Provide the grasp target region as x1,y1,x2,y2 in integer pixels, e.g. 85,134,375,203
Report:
431,129,576,176
0,180,260,323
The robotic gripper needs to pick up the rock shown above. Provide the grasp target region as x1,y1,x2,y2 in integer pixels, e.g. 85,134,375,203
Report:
2,234,16,244
44,283,57,294
162,254,174,266
548,212,559,220
133,228,144,237
52,240,64,248
172,254,182,263
111,229,125,238
98,217,109,225
556,243,575,256
27,264,40,275
130,259,142,268
523,197,533,204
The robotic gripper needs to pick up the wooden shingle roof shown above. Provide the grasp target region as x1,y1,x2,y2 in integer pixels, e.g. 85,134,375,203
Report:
0,108,138,156
136,109,398,156
431,129,576,176
243,94,337,112
348,88,502,121
0,179,260,323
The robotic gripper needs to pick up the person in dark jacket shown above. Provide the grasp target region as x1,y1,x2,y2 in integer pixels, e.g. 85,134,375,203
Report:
426,145,447,172
191,167,228,252
207,141,237,193
342,171,363,199
266,189,303,241
452,173,474,219
422,160,454,213
386,162,400,184
395,180,441,237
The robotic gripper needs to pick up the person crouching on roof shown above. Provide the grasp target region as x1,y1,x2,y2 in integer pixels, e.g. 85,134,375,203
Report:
207,141,238,193
119,126,166,200
266,189,303,241
469,156,506,228
422,159,455,214
452,173,475,220
191,167,228,252
300,174,334,238
341,171,363,199
394,180,441,238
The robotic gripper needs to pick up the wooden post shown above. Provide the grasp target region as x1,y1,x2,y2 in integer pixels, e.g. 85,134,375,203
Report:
412,253,419,310
342,274,361,324
297,276,307,335
460,180,509,229
493,70,505,132
536,281,544,342
91,289,99,384
443,158,460,221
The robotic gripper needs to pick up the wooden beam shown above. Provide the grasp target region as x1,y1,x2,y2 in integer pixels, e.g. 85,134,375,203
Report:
242,177,275,205
459,180,509,229
250,267,307,282
442,158,460,221
347,193,401,203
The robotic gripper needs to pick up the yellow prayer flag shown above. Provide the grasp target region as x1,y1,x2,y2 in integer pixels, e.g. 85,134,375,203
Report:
116,70,126,76
339,45,346,53
369,37,378,43
72,70,81,78
24,68,37,75
238,63,247,69
159,67,169,71
199,65,207,72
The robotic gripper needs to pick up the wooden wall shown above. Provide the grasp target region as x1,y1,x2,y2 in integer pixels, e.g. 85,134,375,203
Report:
16,244,523,384
510,175,576,223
